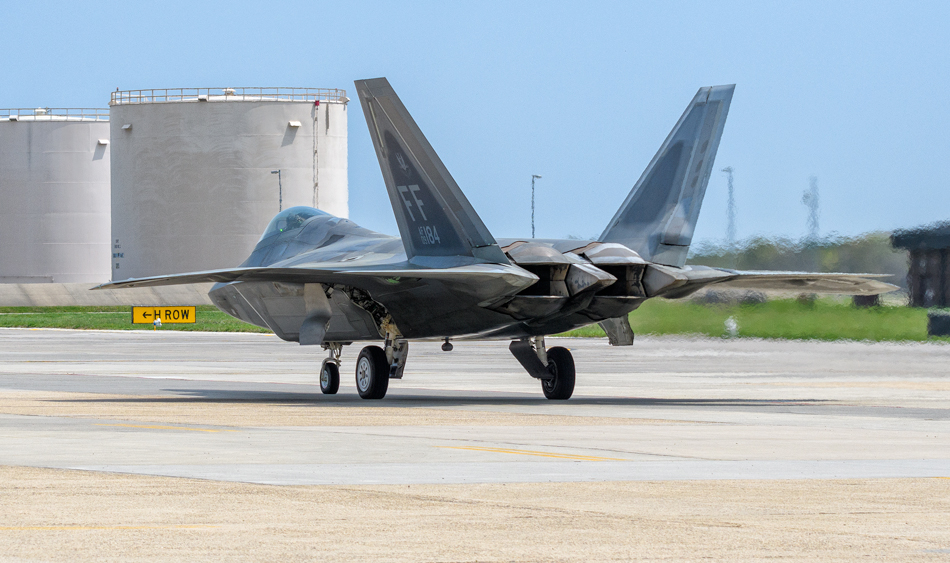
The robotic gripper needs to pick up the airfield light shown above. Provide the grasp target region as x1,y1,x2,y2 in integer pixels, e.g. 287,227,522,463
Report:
531,174,542,238
271,170,282,212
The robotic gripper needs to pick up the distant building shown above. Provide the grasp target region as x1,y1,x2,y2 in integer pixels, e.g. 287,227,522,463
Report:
891,222,950,307
0,108,111,284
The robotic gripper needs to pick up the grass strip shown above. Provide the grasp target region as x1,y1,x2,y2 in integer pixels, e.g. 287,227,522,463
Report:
1,300,946,342
563,298,950,343
0,305,270,333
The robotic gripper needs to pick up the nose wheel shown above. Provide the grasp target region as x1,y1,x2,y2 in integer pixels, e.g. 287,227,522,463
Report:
320,342,343,395
320,361,340,394
319,343,343,395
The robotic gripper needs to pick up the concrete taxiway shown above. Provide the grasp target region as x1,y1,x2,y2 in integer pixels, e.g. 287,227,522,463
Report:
1,328,948,561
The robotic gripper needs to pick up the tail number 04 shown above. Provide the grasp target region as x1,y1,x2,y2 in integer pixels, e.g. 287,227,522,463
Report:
418,225,441,245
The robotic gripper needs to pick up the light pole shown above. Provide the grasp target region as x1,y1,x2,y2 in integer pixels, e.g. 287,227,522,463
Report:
531,174,542,238
721,166,737,268
271,170,282,212
721,167,736,249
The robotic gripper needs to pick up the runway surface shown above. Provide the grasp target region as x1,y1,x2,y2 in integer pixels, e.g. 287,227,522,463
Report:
1,328,948,561
1,328,948,485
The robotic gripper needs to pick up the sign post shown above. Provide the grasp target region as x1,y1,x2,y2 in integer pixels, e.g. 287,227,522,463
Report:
132,306,197,326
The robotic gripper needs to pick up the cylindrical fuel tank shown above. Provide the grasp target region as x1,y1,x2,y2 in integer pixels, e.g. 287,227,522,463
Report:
109,87,348,280
0,108,111,283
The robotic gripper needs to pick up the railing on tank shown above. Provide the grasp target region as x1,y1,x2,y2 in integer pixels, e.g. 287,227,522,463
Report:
110,87,348,105
1,108,109,121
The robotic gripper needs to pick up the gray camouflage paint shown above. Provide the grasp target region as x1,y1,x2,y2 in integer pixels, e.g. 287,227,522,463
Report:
98,78,897,346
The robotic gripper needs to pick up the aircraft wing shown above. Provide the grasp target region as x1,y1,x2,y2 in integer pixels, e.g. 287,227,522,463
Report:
94,264,538,299
700,269,898,295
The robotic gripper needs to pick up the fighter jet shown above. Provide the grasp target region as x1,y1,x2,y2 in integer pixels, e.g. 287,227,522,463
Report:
97,78,896,400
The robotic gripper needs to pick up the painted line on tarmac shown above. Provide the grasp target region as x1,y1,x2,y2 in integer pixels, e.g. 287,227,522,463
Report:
72,459,950,485
437,445,626,461
0,525,217,531
95,423,236,433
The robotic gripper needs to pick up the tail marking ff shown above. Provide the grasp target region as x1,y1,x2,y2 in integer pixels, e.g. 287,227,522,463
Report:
355,78,508,266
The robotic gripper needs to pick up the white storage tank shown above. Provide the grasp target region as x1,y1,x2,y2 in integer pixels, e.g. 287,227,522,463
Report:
0,108,112,283
109,87,348,280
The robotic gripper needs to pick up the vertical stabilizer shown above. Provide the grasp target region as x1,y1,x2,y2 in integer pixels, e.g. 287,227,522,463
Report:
599,85,735,267
355,78,508,266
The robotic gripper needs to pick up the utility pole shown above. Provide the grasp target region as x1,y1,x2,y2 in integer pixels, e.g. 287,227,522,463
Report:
271,170,282,212
531,174,542,238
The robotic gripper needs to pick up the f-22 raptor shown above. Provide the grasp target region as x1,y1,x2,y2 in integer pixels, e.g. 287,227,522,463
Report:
99,78,895,400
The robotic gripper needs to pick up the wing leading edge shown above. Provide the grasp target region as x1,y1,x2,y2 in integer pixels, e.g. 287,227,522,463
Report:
94,264,538,297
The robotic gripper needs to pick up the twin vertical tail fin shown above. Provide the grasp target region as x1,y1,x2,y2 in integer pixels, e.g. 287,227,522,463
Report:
599,85,735,267
354,78,508,266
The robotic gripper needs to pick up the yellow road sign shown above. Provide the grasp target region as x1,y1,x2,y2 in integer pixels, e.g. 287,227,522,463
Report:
132,306,197,324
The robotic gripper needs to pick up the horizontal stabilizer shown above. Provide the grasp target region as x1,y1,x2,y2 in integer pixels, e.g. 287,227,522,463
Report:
710,271,898,295
650,267,897,298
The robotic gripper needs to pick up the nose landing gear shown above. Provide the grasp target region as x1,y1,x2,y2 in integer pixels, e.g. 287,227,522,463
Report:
319,343,342,395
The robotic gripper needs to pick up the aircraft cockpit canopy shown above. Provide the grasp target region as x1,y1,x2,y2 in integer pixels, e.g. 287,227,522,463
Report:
259,206,329,241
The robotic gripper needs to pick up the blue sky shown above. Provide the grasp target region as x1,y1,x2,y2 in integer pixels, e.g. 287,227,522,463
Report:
4,0,948,244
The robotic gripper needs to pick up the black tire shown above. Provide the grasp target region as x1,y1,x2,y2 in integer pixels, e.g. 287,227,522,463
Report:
542,346,575,400
355,345,389,400
320,362,340,395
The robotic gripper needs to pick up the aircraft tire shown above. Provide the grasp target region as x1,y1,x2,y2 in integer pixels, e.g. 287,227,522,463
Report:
320,362,340,395
542,346,575,400
355,346,389,400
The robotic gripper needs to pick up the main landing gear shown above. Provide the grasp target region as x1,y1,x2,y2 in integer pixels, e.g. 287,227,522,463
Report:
509,336,575,400
355,345,389,399
347,328,408,400
323,335,574,401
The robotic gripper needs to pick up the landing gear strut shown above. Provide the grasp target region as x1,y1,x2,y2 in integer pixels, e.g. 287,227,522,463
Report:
509,336,575,400
320,343,342,395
